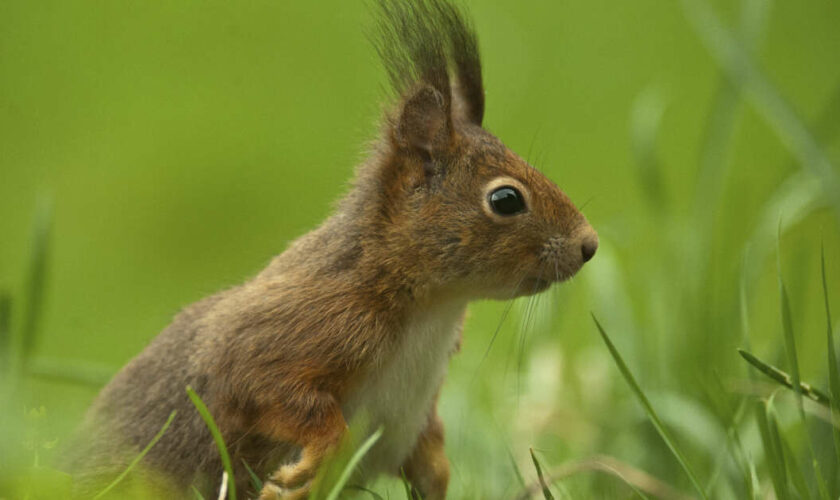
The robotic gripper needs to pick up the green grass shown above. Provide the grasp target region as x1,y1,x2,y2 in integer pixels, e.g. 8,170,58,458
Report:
737,349,831,407
592,315,708,500
822,240,840,469
322,427,383,500
92,410,177,500
186,386,237,500
528,448,555,500
241,459,263,493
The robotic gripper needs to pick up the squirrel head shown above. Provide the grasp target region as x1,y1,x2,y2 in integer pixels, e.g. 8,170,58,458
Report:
347,0,597,300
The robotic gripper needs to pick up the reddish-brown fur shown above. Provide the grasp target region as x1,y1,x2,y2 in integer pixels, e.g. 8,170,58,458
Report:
64,1,598,498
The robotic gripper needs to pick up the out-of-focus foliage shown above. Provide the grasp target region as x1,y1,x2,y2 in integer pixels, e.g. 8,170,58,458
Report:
2,0,840,498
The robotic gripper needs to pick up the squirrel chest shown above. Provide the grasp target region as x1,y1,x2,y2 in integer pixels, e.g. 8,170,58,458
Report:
341,298,466,473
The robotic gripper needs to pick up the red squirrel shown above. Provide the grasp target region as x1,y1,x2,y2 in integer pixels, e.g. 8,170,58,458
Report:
66,0,598,498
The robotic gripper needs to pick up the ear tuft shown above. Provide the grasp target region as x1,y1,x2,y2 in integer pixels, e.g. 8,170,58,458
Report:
395,85,451,158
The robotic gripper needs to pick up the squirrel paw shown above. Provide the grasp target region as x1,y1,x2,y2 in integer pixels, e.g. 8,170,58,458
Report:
259,463,315,500
271,462,315,489
258,481,310,500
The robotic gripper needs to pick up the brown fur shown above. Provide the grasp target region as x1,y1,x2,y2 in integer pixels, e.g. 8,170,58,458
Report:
402,397,450,499
64,1,598,498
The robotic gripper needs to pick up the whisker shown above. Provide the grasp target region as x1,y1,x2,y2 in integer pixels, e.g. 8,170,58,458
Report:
512,296,533,402
514,267,546,402
525,126,542,165
534,149,548,173
516,296,540,403
471,271,532,386
578,195,596,211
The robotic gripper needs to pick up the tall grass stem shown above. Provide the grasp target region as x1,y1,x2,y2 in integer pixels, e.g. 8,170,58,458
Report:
592,314,708,499
186,386,237,500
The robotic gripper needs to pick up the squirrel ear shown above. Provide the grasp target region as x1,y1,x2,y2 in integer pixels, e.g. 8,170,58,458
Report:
394,85,452,158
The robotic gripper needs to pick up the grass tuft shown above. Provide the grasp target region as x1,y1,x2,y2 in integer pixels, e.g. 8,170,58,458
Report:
191,485,206,500
779,428,811,500
240,459,262,493
324,427,383,500
822,241,840,468
592,313,708,499
755,393,790,500
777,229,804,419
92,410,177,500
0,293,10,378
777,232,829,498
399,467,416,500
507,446,526,489
528,448,554,500
186,386,236,500
20,197,52,363
344,485,385,500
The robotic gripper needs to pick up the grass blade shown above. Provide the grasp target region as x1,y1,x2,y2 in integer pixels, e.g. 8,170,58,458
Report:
778,232,829,497
822,241,840,468
739,251,753,356
241,459,262,492
186,386,236,500
592,314,708,499
777,415,812,500
746,455,761,500
21,197,52,362
399,467,416,500
344,485,385,500
0,293,10,377
708,396,753,499
777,233,804,419
27,357,114,387
325,427,383,500
737,349,831,406
218,472,229,500
692,0,770,228
529,448,555,500
756,395,789,500
92,410,177,499
507,446,526,489
512,455,684,500
629,84,667,209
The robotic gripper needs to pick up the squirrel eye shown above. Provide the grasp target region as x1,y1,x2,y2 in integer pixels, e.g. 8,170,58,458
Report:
489,186,526,216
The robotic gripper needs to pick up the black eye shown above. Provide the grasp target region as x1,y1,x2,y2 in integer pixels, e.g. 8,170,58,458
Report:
489,186,526,215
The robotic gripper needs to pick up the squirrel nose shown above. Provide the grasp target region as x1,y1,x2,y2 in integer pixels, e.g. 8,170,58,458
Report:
580,231,598,263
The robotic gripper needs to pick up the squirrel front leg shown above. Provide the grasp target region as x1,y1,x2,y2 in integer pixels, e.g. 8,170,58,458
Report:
257,391,347,500
401,403,450,500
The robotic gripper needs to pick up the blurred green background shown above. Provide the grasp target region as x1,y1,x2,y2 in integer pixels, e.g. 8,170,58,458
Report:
2,0,840,498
